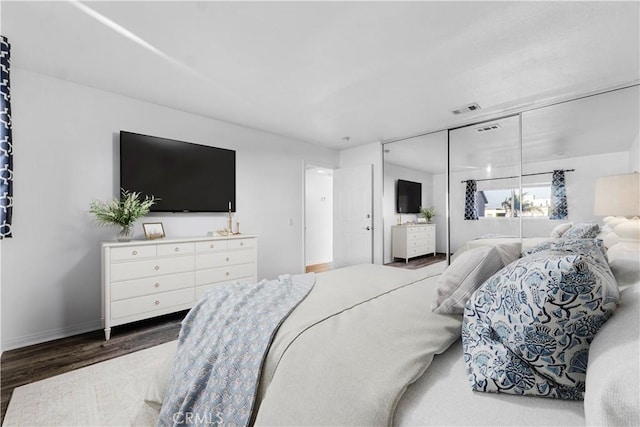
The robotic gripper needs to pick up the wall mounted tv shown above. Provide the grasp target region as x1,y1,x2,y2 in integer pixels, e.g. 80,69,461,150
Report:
396,179,421,214
120,131,235,212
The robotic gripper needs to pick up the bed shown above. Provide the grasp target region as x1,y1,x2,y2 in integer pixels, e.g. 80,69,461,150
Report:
144,238,639,426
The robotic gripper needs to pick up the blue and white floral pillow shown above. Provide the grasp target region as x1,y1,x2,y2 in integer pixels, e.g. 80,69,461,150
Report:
462,247,618,400
523,238,608,263
563,223,601,239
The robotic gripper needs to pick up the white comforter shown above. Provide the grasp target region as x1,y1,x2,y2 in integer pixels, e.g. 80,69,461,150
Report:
254,263,462,425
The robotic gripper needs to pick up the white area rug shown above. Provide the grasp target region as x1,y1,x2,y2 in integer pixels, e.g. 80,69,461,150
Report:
3,341,176,426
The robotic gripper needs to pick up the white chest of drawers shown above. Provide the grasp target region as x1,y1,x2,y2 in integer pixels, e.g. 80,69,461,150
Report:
391,224,436,263
101,235,257,340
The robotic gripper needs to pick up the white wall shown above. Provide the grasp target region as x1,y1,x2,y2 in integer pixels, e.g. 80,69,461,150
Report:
382,163,434,263
448,151,630,252
305,169,333,266
338,142,383,264
1,69,338,350
630,133,640,172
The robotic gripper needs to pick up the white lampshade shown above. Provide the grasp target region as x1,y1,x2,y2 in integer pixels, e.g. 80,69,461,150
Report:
594,172,640,256
594,172,640,217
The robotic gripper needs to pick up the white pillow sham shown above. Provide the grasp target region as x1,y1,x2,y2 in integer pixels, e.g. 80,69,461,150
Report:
550,222,573,238
432,246,504,315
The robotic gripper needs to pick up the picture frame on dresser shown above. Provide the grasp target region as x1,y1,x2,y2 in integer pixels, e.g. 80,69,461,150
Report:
143,222,165,240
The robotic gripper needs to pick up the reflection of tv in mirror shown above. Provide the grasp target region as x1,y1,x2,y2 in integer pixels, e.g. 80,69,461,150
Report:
396,179,421,213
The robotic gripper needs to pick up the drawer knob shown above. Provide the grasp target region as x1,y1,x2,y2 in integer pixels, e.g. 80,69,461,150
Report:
155,300,160,305
210,244,214,248
226,257,230,262
175,247,180,252
225,272,230,276
240,242,244,246
154,283,160,288
155,265,160,271
132,250,138,255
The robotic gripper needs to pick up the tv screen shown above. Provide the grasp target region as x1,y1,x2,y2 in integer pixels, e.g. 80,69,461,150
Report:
120,131,235,212
396,179,421,213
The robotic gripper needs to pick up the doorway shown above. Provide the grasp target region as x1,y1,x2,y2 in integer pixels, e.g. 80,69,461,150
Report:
304,165,334,272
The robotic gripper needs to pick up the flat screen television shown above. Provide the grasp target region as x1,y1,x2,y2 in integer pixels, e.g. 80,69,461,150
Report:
396,179,421,213
120,131,235,212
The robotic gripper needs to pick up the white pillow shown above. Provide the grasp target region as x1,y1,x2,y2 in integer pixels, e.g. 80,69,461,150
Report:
432,246,504,315
608,248,640,289
549,222,573,238
585,286,640,426
492,242,521,266
601,231,621,249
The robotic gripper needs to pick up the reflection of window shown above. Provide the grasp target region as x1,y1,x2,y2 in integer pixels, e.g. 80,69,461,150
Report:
478,186,551,218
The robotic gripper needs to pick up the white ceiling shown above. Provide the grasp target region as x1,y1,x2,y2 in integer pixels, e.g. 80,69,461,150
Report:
1,1,639,149
384,85,640,173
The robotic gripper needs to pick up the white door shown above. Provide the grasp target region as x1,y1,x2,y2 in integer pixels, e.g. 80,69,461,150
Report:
333,164,373,267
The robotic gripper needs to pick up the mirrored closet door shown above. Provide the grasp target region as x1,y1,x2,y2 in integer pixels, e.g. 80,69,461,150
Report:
448,115,522,257
382,131,447,265
521,85,640,242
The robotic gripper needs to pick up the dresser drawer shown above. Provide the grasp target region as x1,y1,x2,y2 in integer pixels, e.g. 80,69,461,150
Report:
195,263,256,286
195,240,228,253
196,250,255,269
157,242,195,257
407,246,429,257
110,245,157,261
195,276,256,300
111,288,194,320
407,232,428,241
228,238,255,250
110,256,195,282
111,272,195,301
407,237,428,248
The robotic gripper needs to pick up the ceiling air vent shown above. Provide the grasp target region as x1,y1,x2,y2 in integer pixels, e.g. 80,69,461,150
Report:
451,102,481,115
476,123,502,133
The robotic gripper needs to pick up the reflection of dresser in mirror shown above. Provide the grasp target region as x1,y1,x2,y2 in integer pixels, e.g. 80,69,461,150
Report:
392,224,436,263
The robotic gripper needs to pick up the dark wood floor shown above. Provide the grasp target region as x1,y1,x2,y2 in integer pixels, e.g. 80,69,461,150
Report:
385,252,447,269
0,310,186,424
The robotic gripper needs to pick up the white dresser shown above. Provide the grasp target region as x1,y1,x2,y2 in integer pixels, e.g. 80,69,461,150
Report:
391,224,436,263
101,235,257,340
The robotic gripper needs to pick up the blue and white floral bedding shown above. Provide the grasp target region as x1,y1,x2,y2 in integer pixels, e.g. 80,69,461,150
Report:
462,238,619,399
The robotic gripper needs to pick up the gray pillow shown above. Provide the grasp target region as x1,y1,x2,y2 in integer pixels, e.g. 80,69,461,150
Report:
432,246,504,315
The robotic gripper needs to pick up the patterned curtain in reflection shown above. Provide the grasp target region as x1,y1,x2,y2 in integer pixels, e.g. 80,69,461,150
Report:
464,180,479,220
549,170,568,220
0,36,13,238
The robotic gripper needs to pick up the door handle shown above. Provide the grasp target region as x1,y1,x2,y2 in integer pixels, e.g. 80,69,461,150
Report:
363,226,371,231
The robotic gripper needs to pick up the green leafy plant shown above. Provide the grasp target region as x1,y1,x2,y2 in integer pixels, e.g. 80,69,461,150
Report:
89,189,158,235
419,206,436,222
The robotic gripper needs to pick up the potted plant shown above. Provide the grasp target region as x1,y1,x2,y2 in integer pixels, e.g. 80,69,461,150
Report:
89,189,158,241
419,206,436,223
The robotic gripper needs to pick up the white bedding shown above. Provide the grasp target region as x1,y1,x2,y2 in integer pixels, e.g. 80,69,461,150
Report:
395,339,585,426
144,248,639,426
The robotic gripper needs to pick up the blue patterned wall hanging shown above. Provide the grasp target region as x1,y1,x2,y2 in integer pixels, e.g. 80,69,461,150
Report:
464,180,478,220
549,170,568,220
0,36,12,238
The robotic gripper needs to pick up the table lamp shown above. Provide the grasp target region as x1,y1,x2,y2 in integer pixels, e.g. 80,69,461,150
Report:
594,172,640,252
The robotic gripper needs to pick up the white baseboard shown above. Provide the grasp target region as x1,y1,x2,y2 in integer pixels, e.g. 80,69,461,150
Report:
2,320,103,352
